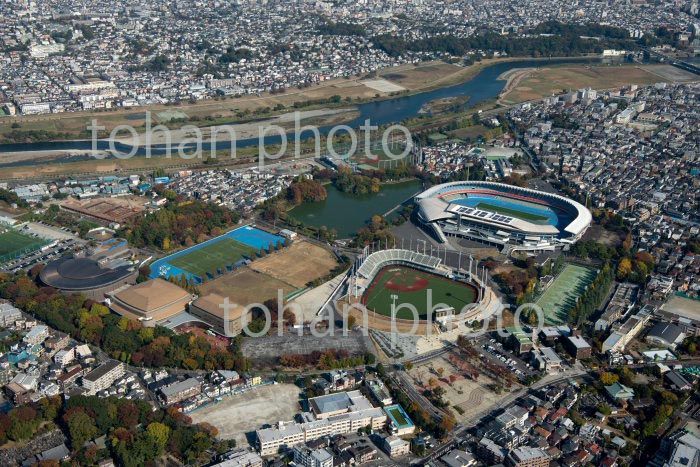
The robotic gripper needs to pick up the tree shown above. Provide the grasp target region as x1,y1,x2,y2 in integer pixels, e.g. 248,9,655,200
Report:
617,258,632,280
404,361,413,371
65,410,98,449
600,372,619,386
146,422,170,453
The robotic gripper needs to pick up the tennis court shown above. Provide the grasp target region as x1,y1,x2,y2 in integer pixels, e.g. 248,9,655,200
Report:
0,231,48,263
535,264,597,324
169,238,258,280
362,266,477,319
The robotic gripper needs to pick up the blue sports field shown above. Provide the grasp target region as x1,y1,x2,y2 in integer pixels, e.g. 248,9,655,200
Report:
149,225,287,283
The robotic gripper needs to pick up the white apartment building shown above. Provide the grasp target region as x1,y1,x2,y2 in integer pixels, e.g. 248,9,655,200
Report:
81,360,125,395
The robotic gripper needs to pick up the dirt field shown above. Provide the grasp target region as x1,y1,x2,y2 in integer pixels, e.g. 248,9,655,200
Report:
501,64,664,104
199,267,295,305
251,240,338,289
408,354,507,422
189,383,302,447
661,295,700,322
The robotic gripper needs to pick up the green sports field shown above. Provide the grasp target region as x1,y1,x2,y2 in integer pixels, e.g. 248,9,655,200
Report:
476,202,549,222
169,238,258,279
0,231,47,262
363,266,478,319
535,264,597,324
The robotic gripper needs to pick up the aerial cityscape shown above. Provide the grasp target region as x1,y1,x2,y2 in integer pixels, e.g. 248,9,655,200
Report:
1,1,700,466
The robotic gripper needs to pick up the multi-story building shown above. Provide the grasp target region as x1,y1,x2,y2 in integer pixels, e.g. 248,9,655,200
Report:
256,392,386,456
564,335,592,360
54,348,75,367
476,437,506,465
24,325,49,345
506,447,550,467
292,444,333,467
82,360,125,395
159,377,202,405
0,303,22,327
382,436,410,458
211,449,263,467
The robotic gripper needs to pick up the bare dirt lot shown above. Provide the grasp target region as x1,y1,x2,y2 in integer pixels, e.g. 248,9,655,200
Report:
408,354,509,423
251,240,338,289
190,383,302,447
199,267,295,305
661,295,700,322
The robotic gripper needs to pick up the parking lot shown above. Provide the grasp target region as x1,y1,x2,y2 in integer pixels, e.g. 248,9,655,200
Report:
475,336,537,382
1,237,79,273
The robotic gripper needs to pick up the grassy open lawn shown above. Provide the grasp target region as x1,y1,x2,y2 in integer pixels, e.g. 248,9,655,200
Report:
362,266,477,319
169,238,258,279
476,202,549,222
500,64,663,104
0,231,47,261
535,264,597,325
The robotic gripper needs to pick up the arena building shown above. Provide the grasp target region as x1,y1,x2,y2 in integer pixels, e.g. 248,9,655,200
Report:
415,181,591,251
188,293,250,336
39,254,138,301
107,279,193,326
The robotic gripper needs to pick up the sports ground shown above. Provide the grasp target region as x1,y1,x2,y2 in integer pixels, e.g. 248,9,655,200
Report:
535,264,597,324
150,225,287,283
362,266,477,319
475,202,549,222
168,238,258,280
0,230,48,263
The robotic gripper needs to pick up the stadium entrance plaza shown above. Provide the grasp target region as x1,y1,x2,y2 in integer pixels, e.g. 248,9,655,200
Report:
407,354,507,422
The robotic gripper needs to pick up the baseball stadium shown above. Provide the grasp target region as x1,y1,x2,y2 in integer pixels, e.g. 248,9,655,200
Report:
348,249,485,331
414,181,592,251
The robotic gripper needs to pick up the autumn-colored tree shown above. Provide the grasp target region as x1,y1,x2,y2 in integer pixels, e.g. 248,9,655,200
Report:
617,258,632,279
600,371,619,386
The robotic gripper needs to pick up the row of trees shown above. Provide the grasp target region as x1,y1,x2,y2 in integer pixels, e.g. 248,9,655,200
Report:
569,263,614,326
372,27,634,59
0,273,252,372
278,349,375,369
0,395,230,466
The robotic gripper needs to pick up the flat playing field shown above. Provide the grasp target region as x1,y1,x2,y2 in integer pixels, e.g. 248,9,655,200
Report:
363,266,477,319
476,202,549,222
535,264,597,325
169,238,258,280
199,267,295,306
251,240,339,289
0,230,47,262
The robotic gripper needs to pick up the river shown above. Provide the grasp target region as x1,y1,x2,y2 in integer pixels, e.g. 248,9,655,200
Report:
289,179,422,237
0,57,601,163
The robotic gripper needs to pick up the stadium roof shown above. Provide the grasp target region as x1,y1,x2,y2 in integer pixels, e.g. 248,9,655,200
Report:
112,279,191,313
40,255,136,291
416,181,592,238
191,293,247,320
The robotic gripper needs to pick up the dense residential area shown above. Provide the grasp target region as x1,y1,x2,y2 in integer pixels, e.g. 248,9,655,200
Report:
1,1,700,467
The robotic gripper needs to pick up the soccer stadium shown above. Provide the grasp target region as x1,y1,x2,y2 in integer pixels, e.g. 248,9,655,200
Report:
348,249,486,330
149,225,288,284
414,181,592,251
